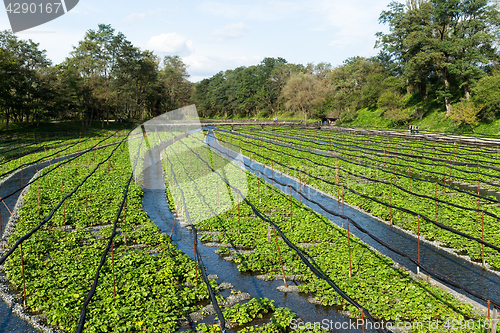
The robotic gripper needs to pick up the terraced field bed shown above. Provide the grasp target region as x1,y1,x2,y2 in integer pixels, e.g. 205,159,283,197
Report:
0,125,497,333
215,126,500,271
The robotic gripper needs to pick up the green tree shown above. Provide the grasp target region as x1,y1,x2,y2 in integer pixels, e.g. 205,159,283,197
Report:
376,0,500,114
280,72,327,123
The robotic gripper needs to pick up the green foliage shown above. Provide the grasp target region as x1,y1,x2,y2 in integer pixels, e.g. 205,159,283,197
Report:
450,100,481,131
204,130,488,329
376,0,500,111
472,70,500,122
4,139,213,332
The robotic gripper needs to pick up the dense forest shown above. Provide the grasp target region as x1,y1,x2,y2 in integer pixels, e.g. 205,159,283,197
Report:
1,0,500,130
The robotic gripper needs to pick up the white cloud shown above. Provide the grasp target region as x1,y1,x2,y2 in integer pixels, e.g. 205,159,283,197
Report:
146,33,194,55
122,9,165,24
311,0,389,53
183,54,262,81
200,1,303,21
210,22,249,42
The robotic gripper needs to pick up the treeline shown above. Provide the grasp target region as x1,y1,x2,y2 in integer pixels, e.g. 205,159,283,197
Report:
193,0,500,129
1,0,500,130
0,24,191,130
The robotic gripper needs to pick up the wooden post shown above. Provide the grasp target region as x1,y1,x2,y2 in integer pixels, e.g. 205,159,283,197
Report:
274,228,288,288
299,170,302,203
481,210,485,270
347,216,352,278
37,179,41,217
390,182,393,227
238,202,241,234
124,193,128,244
258,172,261,204
435,182,438,220
272,161,274,185
20,243,27,307
1,198,12,216
408,168,411,193
85,181,88,212
360,309,366,333
342,187,345,228
112,241,116,297
487,300,491,333
60,165,67,242
193,236,199,290
417,215,420,274
170,212,177,239
289,185,293,230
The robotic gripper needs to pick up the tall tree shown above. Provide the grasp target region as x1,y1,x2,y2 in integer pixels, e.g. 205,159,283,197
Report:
280,72,327,123
376,0,500,114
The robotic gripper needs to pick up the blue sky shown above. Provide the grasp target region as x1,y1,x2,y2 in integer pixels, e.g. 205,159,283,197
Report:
1,0,392,82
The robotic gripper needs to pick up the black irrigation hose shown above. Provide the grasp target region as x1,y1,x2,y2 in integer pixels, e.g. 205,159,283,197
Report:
0,138,91,179
214,131,500,255
0,131,120,203
0,138,62,161
0,131,131,267
179,134,389,333
75,133,139,333
0,134,98,179
208,136,500,310
218,131,500,219
221,129,500,204
163,147,226,332
232,124,499,156
269,126,500,158
0,140,67,167
238,127,500,174
321,125,500,149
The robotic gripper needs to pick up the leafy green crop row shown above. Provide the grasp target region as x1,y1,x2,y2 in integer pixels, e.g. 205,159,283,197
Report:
3,139,218,332
165,136,484,332
0,130,128,181
217,129,500,270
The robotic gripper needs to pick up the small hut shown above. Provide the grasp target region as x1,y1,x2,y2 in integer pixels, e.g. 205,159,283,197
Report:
321,112,340,125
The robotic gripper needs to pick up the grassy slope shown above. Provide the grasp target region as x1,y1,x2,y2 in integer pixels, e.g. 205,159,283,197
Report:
341,107,500,136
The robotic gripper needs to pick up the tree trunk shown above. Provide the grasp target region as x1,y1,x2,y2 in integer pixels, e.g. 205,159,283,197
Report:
444,68,452,116
464,83,470,100
89,106,94,127
419,79,427,101
84,91,90,127
5,108,10,131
